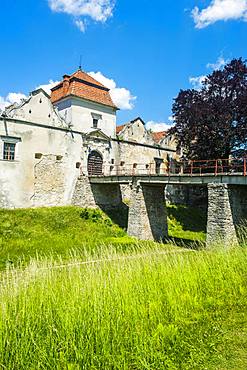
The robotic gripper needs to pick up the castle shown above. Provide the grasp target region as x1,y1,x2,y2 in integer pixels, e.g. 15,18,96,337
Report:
0,68,177,209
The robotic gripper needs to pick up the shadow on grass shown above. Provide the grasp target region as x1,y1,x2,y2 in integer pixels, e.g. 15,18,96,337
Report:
164,236,206,250
100,205,129,230
167,205,207,233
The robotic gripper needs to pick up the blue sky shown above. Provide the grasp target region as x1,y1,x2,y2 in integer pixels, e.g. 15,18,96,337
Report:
0,0,247,130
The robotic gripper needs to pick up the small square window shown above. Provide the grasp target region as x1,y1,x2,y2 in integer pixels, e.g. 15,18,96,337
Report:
3,142,16,161
35,153,42,159
93,118,98,129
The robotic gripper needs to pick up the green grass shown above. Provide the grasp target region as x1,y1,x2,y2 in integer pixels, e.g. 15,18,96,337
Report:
0,247,246,369
0,207,136,270
0,205,206,270
1,206,246,368
167,204,206,242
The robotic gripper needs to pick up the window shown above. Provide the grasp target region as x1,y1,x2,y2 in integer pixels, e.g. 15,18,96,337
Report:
93,118,98,129
3,142,16,161
91,113,102,129
35,153,42,159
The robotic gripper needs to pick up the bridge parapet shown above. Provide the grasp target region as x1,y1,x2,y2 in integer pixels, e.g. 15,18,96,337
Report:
87,157,247,178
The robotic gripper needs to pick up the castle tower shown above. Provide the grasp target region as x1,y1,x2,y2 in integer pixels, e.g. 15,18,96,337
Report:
51,69,118,137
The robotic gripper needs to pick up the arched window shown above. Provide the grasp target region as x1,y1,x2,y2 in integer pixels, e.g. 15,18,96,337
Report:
87,150,103,176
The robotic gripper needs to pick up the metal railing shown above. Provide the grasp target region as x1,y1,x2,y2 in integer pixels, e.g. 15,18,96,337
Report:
82,157,247,177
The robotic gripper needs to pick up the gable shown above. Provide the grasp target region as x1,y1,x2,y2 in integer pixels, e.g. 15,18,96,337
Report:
85,129,111,141
6,89,67,128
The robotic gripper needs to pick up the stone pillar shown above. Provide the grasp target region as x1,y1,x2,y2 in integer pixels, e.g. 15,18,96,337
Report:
72,176,123,209
127,184,168,241
207,184,247,246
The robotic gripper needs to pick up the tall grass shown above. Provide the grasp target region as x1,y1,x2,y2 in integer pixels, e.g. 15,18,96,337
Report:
0,247,246,369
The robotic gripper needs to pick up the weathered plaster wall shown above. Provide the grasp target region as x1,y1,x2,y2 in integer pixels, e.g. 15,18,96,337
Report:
0,91,82,208
55,97,116,138
118,118,154,145
7,90,66,128
0,89,177,210
112,139,173,175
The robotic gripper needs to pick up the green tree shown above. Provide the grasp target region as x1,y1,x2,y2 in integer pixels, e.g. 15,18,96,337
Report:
170,58,247,159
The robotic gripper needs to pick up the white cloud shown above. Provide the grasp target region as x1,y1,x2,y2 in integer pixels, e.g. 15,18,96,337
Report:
74,19,86,31
36,80,60,94
48,0,115,31
192,0,247,28
145,121,174,133
189,75,207,89
189,56,228,89
89,71,136,110
0,92,27,111
206,56,227,70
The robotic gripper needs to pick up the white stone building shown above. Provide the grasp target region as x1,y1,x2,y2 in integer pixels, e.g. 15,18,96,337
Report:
0,69,177,209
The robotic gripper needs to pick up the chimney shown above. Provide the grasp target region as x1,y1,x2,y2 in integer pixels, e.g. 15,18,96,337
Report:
63,74,70,94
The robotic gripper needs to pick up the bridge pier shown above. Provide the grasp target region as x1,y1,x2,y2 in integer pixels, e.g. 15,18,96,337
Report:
72,176,124,210
207,183,247,246
127,184,168,241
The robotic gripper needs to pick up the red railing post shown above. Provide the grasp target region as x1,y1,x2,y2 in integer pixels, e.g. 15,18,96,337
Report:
244,158,246,176
215,160,218,176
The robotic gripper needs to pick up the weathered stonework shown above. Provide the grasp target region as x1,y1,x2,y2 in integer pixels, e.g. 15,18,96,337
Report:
207,183,247,245
72,176,124,210
127,184,168,241
33,155,68,207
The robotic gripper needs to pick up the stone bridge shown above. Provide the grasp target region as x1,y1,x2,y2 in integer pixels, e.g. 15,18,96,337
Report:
72,173,247,245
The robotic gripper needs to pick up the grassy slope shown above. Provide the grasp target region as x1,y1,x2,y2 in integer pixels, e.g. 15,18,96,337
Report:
0,205,205,269
0,207,135,269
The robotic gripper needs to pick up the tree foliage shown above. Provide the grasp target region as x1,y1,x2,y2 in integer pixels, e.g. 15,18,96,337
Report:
170,58,247,160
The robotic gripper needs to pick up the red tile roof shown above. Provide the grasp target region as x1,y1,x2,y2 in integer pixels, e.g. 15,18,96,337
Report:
50,69,117,109
116,124,126,134
152,131,167,143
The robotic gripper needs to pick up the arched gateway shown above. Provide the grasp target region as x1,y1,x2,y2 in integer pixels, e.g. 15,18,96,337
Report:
87,150,103,176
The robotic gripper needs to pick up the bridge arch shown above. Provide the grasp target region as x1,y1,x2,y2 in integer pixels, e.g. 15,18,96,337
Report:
87,150,103,176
